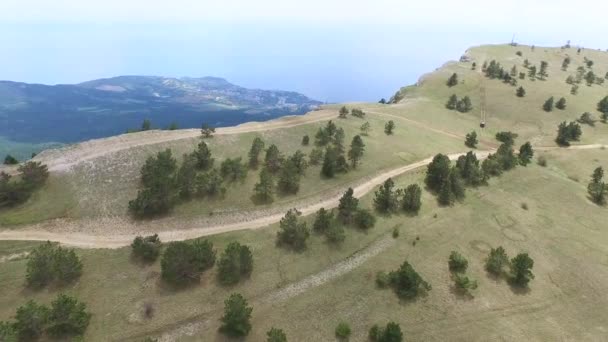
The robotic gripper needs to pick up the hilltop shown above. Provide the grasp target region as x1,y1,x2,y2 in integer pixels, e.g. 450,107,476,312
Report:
0,44,607,341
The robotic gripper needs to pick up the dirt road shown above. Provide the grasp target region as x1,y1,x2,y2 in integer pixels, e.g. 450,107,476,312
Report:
0,150,492,248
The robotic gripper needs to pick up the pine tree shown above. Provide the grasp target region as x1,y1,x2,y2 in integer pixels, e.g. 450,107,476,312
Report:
360,121,371,135
543,96,554,112
313,207,333,234
193,140,214,170
456,96,473,113
555,97,567,110
374,178,398,213
510,65,518,76
338,188,359,224
201,123,216,138
384,121,395,135
277,209,310,250
538,61,549,80
510,253,535,287
248,137,265,169
338,106,349,118
585,71,596,86
516,86,526,97
447,73,458,87
219,293,253,337
528,65,537,79
587,167,606,205
253,168,274,203
597,96,608,121
277,159,301,194
141,119,151,131
264,144,283,173
518,142,534,166
465,131,478,148
321,147,338,178
348,135,365,168
561,56,571,71
401,184,422,213
217,242,253,285
446,94,458,110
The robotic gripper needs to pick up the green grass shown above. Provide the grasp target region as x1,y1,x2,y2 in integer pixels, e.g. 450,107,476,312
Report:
1,148,606,341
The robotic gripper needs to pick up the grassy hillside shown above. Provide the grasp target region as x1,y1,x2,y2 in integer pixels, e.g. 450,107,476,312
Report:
0,148,605,341
0,43,607,341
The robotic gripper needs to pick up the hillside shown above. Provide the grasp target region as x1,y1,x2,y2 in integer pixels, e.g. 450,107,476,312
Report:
0,44,607,341
0,76,321,159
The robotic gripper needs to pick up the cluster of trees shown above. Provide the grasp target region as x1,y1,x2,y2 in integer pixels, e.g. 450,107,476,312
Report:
315,121,367,178
0,295,91,341
25,242,83,288
588,167,606,205
373,178,422,215
160,239,217,286
376,260,431,299
369,322,403,342
445,95,473,113
555,121,582,146
0,162,49,208
485,246,535,287
337,106,368,119
578,112,596,126
565,65,605,87
448,251,478,294
126,119,181,133
483,60,519,86
129,125,236,217
543,96,566,112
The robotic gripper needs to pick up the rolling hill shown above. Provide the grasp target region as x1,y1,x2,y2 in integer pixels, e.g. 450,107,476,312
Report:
0,44,607,341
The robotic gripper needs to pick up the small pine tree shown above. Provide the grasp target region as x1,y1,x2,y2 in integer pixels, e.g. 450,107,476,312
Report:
587,167,606,205
141,119,152,131
277,209,310,250
446,94,458,110
301,135,310,146
465,131,478,148
538,61,549,80
360,121,371,135
516,86,526,97
338,188,359,224
485,246,509,275
518,142,534,166
555,97,567,110
373,178,398,213
3,155,18,165
597,96,608,121
338,106,349,118
456,96,473,113
219,293,253,337
313,208,333,234
266,327,288,342
201,123,216,138
384,121,395,135
248,137,265,169
131,234,162,262
448,251,468,273
510,253,534,287
217,242,253,285
254,168,274,203
348,135,365,168
447,73,458,87
46,295,91,338
542,96,554,112
401,184,422,214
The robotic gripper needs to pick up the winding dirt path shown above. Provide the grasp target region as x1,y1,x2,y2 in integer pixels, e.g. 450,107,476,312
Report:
1,144,603,248
0,151,492,248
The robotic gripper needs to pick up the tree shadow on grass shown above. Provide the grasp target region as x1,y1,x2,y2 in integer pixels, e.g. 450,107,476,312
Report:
507,279,532,296
449,285,475,301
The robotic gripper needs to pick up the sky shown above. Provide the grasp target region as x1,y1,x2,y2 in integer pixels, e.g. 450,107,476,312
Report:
1,0,606,102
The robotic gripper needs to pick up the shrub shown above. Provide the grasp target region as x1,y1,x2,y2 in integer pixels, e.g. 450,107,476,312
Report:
384,121,395,135
46,294,91,338
485,246,509,275
131,234,162,262
375,271,391,288
160,240,216,286
335,322,352,339
392,227,400,238
448,251,468,273
537,156,547,167
266,327,287,342
369,322,403,342
510,253,535,287
386,261,431,299
465,131,478,148
301,135,310,146
14,300,48,340
354,209,376,230
26,242,83,288
453,273,478,293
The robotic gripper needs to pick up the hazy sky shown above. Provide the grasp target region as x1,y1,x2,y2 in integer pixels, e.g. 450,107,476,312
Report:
1,0,606,102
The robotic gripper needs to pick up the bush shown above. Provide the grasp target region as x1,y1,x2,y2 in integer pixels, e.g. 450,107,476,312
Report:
47,294,91,338
160,240,216,286
301,135,310,146
266,327,287,342
510,253,535,287
453,273,478,293
448,251,468,273
335,322,351,339
369,322,403,342
26,242,83,288
14,300,48,340
217,242,253,285
131,234,162,262
385,261,431,299
354,209,376,230
219,293,253,337
277,209,310,250
392,227,400,238
485,246,509,275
